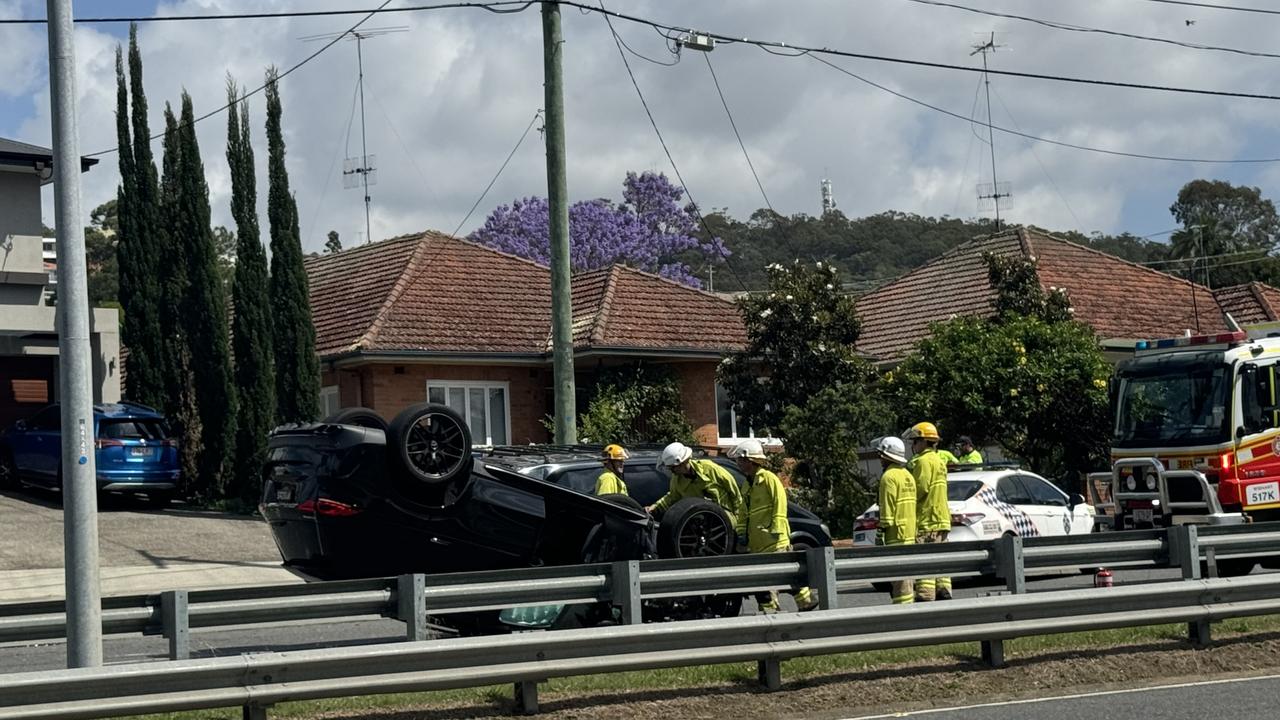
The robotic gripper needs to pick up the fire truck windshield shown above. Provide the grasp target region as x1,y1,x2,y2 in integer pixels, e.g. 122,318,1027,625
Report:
1113,353,1232,449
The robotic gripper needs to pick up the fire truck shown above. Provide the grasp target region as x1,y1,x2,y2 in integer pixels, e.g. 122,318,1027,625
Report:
1106,324,1280,575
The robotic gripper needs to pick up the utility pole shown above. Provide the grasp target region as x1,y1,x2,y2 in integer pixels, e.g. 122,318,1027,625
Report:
542,2,577,443
46,0,102,667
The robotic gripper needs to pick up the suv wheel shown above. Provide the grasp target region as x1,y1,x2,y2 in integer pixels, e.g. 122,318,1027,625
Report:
657,498,736,558
388,403,472,486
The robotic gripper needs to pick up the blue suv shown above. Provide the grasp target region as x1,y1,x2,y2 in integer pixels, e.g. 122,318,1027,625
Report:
0,402,181,506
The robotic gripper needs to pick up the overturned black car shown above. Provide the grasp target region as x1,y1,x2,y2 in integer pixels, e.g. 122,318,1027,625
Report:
259,403,804,629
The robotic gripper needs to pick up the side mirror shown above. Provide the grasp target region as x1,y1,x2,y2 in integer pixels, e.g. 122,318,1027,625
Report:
1068,493,1086,511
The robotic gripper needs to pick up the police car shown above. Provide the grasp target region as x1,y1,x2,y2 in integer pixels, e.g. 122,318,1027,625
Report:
852,465,1096,546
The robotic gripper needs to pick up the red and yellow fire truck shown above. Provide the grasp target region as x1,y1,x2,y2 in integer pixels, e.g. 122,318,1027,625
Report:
1109,325,1280,565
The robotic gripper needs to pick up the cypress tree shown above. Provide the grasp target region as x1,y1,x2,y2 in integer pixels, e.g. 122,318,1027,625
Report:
113,26,166,407
226,80,275,503
265,68,321,424
171,93,237,498
158,106,202,489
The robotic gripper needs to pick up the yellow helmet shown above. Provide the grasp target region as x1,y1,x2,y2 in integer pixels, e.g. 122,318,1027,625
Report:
602,444,631,461
906,421,940,441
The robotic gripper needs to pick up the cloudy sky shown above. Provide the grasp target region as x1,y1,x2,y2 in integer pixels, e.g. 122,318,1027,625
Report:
4,0,1280,255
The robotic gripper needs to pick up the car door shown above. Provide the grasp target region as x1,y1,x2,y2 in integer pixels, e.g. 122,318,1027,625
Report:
16,407,60,483
1018,474,1074,536
992,475,1040,537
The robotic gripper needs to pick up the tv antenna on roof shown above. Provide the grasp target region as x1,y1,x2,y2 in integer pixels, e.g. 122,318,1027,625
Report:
300,25,408,244
971,31,1011,231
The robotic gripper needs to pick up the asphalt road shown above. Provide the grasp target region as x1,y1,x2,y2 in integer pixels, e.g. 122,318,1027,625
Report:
844,673,1280,719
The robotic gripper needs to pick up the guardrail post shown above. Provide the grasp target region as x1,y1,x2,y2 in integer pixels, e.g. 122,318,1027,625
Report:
514,680,539,714
981,638,1005,668
805,546,838,610
611,560,642,624
982,534,1021,667
1168,526,1212,646
1170,525,1201,579
757,658,782,691
994,534,1025,594
397,574,428,641
160,590,189,660
243,704,270,720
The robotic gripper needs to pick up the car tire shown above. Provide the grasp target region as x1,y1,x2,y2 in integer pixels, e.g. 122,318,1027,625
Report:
657,497,736,558
324,407,388,432
0,449,17,490
388,403,472,486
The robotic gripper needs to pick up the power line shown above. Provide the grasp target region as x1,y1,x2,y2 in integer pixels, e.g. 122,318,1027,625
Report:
1139,0,1280,16
703,53,772,213
451,109,543,237
84,0,403,157
17,1,1280,103
1140,248,1269,266
989,83,1083,230
0,2,538,24
597,1,748,292
575,2,1280,102
900,0,1280,60
808,53,1280,163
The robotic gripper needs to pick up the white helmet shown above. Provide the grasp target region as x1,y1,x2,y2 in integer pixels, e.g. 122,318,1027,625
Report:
875,436,908,465
728,439,767,461
659,441,693,468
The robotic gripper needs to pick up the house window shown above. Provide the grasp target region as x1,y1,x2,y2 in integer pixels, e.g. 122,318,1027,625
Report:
426,381,510,446
319,386,340,418
715,383,781,446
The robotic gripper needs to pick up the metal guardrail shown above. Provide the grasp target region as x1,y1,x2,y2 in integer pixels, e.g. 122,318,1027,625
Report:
3,522,1280,659
4,574,1280,720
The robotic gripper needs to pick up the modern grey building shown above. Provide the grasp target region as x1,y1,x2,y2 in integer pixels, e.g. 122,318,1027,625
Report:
0,137,118,429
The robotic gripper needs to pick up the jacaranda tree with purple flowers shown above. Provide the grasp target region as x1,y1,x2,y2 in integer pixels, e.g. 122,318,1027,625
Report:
470,171,726,287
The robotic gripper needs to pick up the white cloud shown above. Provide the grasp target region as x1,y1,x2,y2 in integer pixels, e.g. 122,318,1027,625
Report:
5,0,1280,252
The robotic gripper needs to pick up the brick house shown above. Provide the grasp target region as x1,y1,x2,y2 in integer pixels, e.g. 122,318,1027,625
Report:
854,228,1233,364
305,232,750,447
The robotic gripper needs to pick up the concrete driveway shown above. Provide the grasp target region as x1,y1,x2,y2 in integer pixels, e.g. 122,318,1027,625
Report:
0,487,297,601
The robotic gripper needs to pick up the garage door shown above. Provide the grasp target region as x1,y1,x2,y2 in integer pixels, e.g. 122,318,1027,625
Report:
0,356,54,430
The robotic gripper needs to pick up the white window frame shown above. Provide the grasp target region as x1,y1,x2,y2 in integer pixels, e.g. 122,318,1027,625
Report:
715,383,783,447
319,385,340,417
426,380,512,447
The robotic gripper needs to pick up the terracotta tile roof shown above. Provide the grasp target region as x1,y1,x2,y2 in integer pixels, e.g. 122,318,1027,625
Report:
1214,282,1280,325
305,235,423,356
854,228,1226,362
568,265,747,353
306,232,745,359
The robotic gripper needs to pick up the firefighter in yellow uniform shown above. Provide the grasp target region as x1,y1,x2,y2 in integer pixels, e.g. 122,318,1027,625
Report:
649,442,746,537
907,421,952,601
875,436,917,604
940,436,983,467
595,444,630,496
728,439,818,612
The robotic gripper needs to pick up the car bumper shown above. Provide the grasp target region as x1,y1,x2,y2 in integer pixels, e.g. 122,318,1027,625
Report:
96,469,180,492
